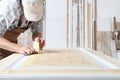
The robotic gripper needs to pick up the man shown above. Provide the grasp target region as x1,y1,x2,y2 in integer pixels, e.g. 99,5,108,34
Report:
0,0,45,58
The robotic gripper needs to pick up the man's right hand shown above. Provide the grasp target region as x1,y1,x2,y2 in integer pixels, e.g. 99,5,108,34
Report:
18,46,35,56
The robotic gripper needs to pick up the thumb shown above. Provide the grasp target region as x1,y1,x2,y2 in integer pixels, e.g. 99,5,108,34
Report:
34,37,40,42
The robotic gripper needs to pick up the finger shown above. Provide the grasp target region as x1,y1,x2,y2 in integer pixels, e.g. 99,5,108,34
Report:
20,52,26,55
19,47,34,55
40,38,44,43
24,47,33,55
28,46,36,53
29,48,36,54
34,37,40,42
28,46,35,52
24,52,29,56
20,51,28,56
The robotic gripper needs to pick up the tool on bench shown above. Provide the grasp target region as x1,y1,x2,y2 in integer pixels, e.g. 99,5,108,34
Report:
33,41,40,53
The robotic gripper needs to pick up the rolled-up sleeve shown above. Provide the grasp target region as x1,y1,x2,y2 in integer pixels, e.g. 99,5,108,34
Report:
30,19,43,34
0,15,7,37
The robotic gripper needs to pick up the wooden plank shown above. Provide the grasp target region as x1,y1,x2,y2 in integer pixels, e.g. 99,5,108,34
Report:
1,69,120,76
113,17,117,31
76,0,80,47
94,0,97,50
66,0,69,48
111,40,118,59
0,48,120,69
94,21,97,50
96,32,102,53
87,3,91,48
1,48,120,68
104,32,112,56
20,49,101,67
100,32,105,55
116,22,120,31
0,48,120,79
96,32,116,57
83,0,85,48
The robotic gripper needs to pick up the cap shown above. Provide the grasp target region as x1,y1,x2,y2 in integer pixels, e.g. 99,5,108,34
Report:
22,0,43,21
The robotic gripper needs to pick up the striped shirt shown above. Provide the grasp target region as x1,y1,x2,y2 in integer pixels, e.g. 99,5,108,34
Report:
0,0,45,36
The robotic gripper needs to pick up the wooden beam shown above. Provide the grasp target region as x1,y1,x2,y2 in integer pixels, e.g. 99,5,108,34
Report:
76,0,80,47
87,3,91,48
113,16,117,31
94,0,97,50
83,0,85,48
66,0,69,48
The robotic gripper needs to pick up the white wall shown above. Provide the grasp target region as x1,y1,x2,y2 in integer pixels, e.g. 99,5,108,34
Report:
45,0,67,48
97,0,120,31
45,0,120,48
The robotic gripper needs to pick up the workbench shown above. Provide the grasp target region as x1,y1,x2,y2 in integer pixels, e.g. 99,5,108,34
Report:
0,48,120,80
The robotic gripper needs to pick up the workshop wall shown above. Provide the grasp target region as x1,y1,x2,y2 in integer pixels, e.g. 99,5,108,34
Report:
97,0,120,31
45,0,67,48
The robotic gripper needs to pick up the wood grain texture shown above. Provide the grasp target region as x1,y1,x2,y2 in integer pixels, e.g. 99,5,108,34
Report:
20,49,101,67
33,41,40,53
97,32,114,57
0,48,120,77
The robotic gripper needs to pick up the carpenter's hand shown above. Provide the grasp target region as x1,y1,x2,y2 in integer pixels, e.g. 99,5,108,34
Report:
18,46,35,56
34,37,45,50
